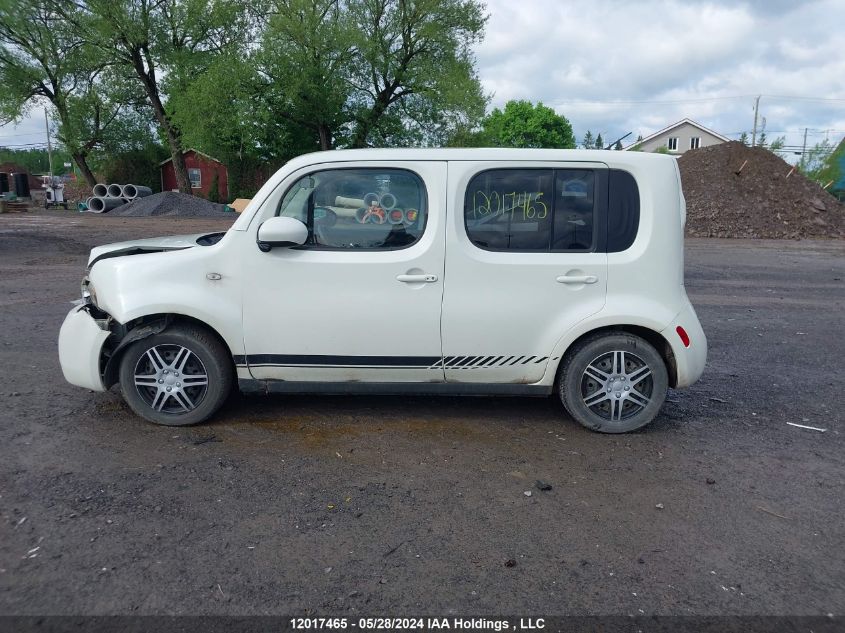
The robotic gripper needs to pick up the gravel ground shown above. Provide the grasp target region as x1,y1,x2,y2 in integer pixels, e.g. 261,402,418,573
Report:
0,212,843,618
107,192,232,217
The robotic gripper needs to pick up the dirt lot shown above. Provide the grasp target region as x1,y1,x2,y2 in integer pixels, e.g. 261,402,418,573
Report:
0,212,843,617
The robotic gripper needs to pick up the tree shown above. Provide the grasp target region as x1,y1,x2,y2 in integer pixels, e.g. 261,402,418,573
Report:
595,133,604,150
800,139,834,180
169,51,319,197
478,100,575,149
629,134,644,151
95,139,168,191
739,132,749,146
345,0,488,148
582,130,594,149
804,138,843,190
0,0,126,185
756,117,767,148
174,0,489,167
66,0,249,193
769,136,785,151
614,140,623,150
256,0,355,150
0,146,72,173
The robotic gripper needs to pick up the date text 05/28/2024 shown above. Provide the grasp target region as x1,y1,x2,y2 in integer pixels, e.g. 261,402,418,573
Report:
289,618,546,631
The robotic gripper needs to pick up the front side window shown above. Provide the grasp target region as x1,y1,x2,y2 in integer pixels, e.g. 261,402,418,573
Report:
188,168,201,188
277,168,427,250
465,169,596,252
667,137,679,151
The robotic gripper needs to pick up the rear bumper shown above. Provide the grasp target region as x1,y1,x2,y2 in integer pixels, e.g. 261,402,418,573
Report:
661,300,707,388
58,304,110,392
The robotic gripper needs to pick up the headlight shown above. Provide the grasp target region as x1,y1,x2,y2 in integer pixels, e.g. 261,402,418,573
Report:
81,278,97,306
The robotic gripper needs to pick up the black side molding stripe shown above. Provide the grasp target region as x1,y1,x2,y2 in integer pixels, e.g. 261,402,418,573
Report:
235,354,553,369
241,354,441,367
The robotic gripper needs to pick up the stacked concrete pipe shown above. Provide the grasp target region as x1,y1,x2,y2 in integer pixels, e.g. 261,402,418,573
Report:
86,182,153,213
87,196,126,213
121,184,152,200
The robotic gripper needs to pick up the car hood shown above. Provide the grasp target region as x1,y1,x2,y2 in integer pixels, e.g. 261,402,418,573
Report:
87,233,212,267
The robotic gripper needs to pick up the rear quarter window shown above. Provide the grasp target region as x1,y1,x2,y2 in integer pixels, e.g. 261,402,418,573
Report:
607,169,640,252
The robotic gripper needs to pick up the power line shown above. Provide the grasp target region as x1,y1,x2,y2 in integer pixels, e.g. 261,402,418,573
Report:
0,142,50,148
556,94,845,106
0,132,46,139
762,94,845,103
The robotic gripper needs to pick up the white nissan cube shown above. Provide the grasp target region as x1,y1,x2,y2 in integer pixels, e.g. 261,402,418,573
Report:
58,149,706,433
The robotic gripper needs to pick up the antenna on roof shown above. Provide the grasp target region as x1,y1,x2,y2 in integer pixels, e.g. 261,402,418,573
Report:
605,132,632,150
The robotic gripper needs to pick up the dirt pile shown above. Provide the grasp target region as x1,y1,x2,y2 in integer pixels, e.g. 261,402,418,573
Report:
107,191,232,218
678,141,844,239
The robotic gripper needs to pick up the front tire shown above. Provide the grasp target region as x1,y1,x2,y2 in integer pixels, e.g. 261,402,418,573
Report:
558,332,668,433
118,324,233,426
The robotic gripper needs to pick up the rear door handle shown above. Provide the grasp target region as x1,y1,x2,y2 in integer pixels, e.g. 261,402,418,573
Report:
396,274,438,283
556,274,598,284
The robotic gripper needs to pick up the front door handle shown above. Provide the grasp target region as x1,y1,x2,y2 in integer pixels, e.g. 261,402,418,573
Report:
396,273,438,283
556,274,598,284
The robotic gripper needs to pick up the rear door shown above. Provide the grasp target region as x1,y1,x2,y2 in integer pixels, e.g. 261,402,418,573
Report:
441,162,608,384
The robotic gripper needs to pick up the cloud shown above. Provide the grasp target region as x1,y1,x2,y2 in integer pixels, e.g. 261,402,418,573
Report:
475,0,845,152
2,0,842,158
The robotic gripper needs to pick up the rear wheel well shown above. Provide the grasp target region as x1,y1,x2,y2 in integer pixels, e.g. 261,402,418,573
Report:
558,325,678,388
102,313,234,389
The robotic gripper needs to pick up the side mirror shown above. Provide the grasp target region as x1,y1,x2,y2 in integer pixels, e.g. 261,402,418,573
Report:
257,216,308,252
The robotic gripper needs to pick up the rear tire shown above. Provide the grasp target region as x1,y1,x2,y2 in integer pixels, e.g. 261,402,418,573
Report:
118,324,233,426
558,332,668,433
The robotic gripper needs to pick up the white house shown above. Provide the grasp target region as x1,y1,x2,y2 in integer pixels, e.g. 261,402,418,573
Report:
627,118,731,155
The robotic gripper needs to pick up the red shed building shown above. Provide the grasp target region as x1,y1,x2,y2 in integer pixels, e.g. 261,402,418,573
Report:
160,149,228,201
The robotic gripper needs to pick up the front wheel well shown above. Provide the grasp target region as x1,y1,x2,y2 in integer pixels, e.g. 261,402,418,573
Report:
558,325,678,388
101,313,234,389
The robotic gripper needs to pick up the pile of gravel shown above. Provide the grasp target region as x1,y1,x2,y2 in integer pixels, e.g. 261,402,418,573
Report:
678,141,844,239
107,191,232,218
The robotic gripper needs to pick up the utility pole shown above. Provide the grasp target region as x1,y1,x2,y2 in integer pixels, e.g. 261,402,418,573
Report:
800,127,808,170
44,108,54,178
751,95,761,147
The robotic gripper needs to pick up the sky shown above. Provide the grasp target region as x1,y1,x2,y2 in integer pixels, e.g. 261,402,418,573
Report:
475,0,845,153
1,0,843,157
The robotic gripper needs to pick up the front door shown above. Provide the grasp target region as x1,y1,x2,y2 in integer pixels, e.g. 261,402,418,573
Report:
441,162,608,384
241,162,447,383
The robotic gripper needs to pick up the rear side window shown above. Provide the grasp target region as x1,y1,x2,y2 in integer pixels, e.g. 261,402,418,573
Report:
465,169,596,252
277,168,427,250
607,169,639,252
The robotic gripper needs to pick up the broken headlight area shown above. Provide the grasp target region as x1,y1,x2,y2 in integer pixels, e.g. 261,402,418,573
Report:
79,280,113,331
81,275,97,307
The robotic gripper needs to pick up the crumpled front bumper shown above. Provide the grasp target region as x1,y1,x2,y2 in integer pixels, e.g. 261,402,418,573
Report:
58,304,111,391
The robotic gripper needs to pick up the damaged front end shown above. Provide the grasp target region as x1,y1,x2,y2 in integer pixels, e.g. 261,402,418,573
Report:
61,261,183,392
60,230,229,392
58,301,113,392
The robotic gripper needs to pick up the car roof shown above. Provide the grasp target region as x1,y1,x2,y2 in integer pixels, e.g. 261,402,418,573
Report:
284,147,675,170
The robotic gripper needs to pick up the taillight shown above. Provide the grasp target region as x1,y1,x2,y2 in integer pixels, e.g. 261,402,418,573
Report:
676,326,690,348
